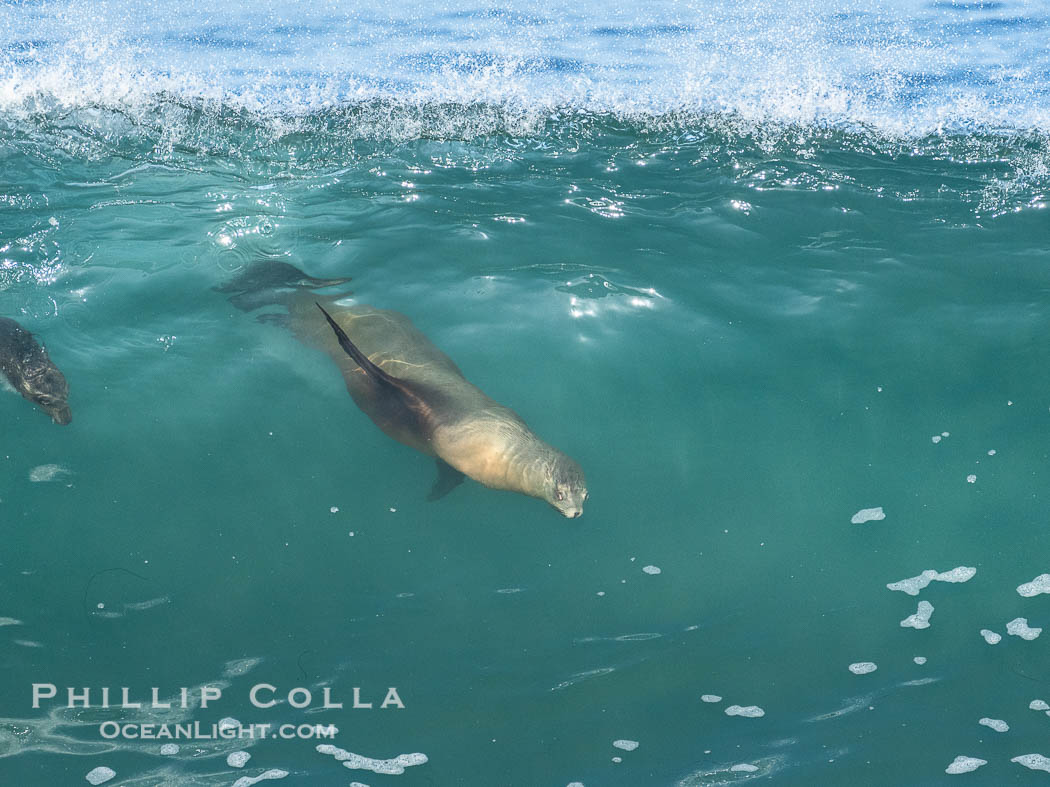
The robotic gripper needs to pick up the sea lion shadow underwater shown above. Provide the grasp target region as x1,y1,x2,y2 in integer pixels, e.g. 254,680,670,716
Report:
0,316,72,425
219,261,588,517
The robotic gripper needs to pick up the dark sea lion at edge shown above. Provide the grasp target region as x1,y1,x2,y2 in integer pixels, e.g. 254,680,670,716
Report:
0,317,72,425
226,261,588,517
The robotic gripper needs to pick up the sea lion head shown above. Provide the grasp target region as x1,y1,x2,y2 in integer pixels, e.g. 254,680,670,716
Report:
22,360,72,425
546,454,587,518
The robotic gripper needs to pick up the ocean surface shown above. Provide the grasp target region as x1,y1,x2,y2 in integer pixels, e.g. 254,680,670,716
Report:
2,0,1050,784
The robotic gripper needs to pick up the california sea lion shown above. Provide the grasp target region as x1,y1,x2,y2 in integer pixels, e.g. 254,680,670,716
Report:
0,317,72,425
227,262,588,517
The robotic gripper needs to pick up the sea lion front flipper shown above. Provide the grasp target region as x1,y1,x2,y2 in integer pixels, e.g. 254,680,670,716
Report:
427,459,465,501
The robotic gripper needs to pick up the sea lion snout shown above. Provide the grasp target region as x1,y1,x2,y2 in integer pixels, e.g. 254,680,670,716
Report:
48,402,73,425
548,462,588,518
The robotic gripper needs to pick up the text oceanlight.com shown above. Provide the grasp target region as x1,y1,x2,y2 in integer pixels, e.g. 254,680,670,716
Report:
98,721,338,741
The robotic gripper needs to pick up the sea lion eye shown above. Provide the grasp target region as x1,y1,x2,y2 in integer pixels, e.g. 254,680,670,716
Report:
555,490,564,501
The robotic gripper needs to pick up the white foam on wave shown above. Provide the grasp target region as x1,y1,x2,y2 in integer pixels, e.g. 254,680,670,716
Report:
1017,574,1050,597
85,767,115,785
886,567,975,595
29,464,71,482
946,756,986,774
848,662,877,675
223,657,263,677
901,601,934,630
613,740,639,751
317,744,428,775
228,751,251,768
1032,700,1050,711
978,717,1008,732
232,770,289,787
1013,754,1050,773
725,705,765,718
3,1,1050,140
123,595,171,612
980,629,1001,645
850,507,885,524
1007,618,1042,640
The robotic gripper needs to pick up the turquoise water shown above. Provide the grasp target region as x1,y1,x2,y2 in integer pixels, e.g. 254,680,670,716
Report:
3,1,1050,785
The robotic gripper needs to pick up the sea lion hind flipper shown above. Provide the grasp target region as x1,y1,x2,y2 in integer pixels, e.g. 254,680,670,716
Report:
219,261,352,312
316,303,403,388
427,459,465,501
315,302,436,415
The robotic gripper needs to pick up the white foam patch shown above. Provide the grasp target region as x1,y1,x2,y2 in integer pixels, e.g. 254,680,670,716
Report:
936,567,977,583
642,565,661,575
1017,574,1050,597
725,705,765,717
886,570,937,595
850,507,885,524
0,617,23,626
85,767,115,785
967,474,977,484
701,694,722,703
979,718,1008,732
848,662,877,675
1032,700,1050,711
980,629,1001,645
1013,754,1050,773
29,464,70,482
228,751,251,768
886,567,976,595
551,667,616,690
232,770,289,787
223,657,263,677
900,677,939,688
317,745,428,775
913,657,927,665
1007,617,1042,640
159,743,179,755
123,596,171,611
901,601,934,630
613,740,639,751
731,764,759,772
946,756,987,775
931,435,942,444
